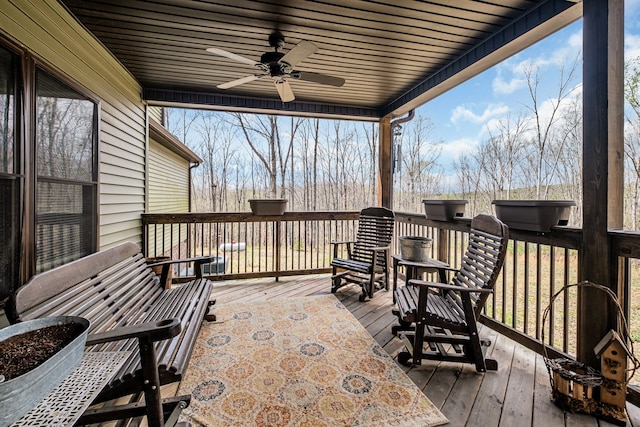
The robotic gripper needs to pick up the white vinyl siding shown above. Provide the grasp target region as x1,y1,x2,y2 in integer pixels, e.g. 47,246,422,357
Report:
148,139,190,213
148,139,190,256
1,0,147,249
149,106,164,124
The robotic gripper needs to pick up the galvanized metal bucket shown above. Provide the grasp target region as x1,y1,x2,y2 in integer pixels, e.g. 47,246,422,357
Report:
0,316,89,426
399,236,433,262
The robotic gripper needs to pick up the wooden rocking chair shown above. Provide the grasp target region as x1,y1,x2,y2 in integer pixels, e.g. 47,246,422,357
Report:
331,207,395,302
392,214,508,372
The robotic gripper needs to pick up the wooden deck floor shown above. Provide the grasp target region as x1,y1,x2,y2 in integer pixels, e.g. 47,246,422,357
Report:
209,273,640,427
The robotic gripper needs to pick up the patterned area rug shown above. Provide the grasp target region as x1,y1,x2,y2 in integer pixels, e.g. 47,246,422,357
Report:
178,294,448,427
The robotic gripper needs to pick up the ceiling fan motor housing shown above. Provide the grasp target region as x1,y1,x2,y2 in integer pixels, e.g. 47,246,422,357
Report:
260,51,287,76
268,32,285,50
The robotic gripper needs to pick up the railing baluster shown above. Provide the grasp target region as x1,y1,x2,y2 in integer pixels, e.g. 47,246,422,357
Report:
563,248,570,353
512,240,518,329
524,242,530,335
549,246,556,348
536,244,542,341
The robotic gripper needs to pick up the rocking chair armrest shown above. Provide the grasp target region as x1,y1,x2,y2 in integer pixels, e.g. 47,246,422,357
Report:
331,240,355,257
359,245,391,252
86,318,182,346
330,240,356,246
408,279,493,294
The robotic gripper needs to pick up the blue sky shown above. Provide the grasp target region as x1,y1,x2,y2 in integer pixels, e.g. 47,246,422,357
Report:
416,1,640,186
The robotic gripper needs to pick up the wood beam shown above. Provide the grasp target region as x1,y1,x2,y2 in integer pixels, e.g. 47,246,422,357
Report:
579,0,624,368
378,117,392,208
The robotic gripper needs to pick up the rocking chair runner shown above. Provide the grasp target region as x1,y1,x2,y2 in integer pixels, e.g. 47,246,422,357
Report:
392,214,508,372
330,207,395,302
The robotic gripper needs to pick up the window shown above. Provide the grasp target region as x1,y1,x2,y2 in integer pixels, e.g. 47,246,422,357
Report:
0,40,98,302
0,46,18,301
35,69,97,272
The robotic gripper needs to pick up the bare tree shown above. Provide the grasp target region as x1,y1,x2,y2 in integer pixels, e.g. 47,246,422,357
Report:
232,114,301,199
394,115,443,212
166,108,198,145
522,56,580,198
484,113,529,199
453,153,485,217
624,57,640,229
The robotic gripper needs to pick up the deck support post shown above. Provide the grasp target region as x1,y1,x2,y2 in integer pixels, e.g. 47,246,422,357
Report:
378,116,393,209
579,0,624,368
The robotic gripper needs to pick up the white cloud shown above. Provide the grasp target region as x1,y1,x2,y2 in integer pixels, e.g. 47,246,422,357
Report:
493,75,526,95
436,138,479,161
491,28,583,96
450,104,510,126
626,34,640,61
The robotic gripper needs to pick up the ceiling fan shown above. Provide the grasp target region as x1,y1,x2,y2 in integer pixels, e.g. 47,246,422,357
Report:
206,32,345,102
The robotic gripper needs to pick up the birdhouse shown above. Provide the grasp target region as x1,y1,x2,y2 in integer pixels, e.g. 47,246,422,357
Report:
594,329,632,424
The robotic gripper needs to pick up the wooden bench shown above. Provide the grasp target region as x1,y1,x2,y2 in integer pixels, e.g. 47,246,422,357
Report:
8,242,217,426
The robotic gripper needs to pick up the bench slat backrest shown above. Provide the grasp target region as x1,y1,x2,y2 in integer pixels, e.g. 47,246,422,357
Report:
449,214,508,318
11,242,162,335
352,207,395,266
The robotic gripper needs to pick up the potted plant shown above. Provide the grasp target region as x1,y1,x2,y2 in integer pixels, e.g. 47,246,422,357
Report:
492,200,576,232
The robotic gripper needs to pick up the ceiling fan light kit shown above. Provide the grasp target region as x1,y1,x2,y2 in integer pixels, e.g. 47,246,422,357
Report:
207,32,345,102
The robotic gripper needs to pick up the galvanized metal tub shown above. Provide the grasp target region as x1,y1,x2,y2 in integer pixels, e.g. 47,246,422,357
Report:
0,316,89,426
399,236,433,262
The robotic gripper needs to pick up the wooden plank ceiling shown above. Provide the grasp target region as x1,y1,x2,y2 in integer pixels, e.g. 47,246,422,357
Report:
60,0,582,119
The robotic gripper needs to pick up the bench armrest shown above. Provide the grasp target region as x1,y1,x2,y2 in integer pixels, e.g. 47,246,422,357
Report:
148,255,219,280
84,317,183,427
86,318,182,346
408,279,493,294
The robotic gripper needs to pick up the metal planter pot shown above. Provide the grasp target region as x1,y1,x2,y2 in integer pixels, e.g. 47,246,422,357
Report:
0,316,89,426
399,236,433,262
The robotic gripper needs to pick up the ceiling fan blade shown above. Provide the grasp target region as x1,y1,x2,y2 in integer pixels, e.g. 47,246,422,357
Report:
293,71,345,87
274,80,295,102
279,40,318,68
206,47,257,66
218,74,261,89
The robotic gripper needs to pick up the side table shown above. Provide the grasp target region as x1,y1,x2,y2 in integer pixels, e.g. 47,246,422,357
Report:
11,351,130,427
392,254,449,303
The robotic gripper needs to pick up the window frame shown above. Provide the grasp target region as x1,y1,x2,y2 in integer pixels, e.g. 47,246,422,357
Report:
0,34,100,292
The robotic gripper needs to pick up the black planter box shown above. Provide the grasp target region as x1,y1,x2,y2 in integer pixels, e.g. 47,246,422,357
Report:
422,200,467,221
249,199,288,215
492,200,575,232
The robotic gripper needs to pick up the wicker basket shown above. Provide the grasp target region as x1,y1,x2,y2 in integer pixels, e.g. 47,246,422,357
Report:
542,281,638,423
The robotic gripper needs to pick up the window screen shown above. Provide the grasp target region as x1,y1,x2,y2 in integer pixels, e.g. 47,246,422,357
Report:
35,69,97,272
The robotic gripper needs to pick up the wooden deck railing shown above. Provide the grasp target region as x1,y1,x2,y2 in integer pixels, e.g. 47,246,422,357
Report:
142,210,640,401
142,211,360,281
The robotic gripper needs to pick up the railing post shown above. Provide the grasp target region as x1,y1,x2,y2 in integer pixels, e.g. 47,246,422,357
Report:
579,0,624,369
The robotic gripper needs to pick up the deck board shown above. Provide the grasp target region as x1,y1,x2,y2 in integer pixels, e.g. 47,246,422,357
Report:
208,274,640,426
